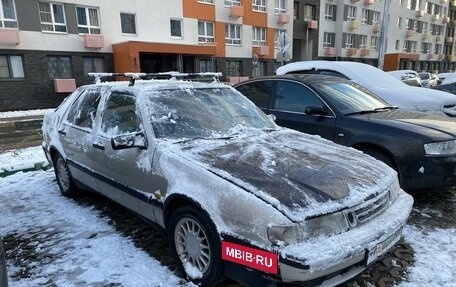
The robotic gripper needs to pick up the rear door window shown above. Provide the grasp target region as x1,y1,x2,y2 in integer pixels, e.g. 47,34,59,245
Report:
101,91,140,136
273,81,325,113
235,80,274,109
66,89,101,130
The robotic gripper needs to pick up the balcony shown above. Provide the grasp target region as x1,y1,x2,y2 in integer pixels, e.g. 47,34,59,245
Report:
436,35,442,42
416,10,425,17
229,5,244,18
373,24,379,33
406,29,415,38
277,13,290,25
452,19,456,26
324,47,336,56
346,48,358,57
0,28,19,45
443,17,450,24
348,20,359,30
83,34,104,49
364,0,374,5
360,49,370,57
54,79,76,93
253,46,269,57
438,54,444,60
446,36,454,43
447,55,456,61
427,53,434,60
432,14,440,21
307,20,318,29
442,0,448,3
422,32,429,40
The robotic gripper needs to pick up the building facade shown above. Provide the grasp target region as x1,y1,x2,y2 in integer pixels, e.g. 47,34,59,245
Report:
0,0,293,111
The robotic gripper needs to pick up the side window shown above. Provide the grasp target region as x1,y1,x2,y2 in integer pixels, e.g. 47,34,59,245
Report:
66,89,101,129
273,81,324,113
101,91,139,135
236,81,273,109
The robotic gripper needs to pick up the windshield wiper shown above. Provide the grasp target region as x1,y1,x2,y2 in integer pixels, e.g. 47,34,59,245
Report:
374,106,398,111
344,110,379,116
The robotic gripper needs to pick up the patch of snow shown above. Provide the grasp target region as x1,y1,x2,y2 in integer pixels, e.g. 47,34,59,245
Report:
183,262,203,280
418,166,425,174
0,108,54,119
0,146,48,173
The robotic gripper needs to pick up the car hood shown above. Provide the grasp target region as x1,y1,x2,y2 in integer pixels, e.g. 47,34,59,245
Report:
177,129,396,220
352,110,456,139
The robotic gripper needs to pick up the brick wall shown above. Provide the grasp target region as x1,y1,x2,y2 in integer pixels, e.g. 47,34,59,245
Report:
0,50,113,112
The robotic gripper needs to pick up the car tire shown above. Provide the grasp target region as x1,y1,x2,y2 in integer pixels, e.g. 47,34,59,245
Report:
168,206,224,286
53,153,78,197
0,239,7,287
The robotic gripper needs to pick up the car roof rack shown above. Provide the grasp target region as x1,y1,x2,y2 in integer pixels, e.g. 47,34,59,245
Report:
88,72,223,86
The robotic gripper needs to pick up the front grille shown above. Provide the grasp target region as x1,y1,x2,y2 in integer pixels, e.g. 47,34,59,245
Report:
354,191,390,223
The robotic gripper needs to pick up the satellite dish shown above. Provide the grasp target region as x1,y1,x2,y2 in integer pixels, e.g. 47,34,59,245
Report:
276,31,291,53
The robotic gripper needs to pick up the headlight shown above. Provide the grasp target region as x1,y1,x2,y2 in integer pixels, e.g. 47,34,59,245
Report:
303,212,348,238
424,140,456,155
388,178,401,203
267,225,297,246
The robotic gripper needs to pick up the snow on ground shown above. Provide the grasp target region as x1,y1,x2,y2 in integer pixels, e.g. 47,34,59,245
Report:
0,146,48,174
0,146,455,286
0,108,54,119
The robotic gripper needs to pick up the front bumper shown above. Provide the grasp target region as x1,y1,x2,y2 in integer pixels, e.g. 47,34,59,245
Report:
402,155,456,190
277,190,413,285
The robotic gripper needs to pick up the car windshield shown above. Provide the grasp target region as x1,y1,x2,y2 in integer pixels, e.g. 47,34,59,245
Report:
144,87,275,139
312,81,392,115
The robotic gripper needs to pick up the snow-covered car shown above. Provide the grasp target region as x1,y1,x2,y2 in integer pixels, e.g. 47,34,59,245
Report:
0,238,7,287
387,70,421,87
42,73,413,287
418,72,438,88
235,74,456,190
276,61,456,116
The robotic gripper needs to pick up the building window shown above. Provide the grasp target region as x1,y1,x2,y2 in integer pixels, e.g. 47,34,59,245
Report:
397,17,402,28
396,40,400,50
344,5,357,21
47,56,72,78
120,13,136,34
359,35,367,49
225,0,241,6
83,57,105,75
323,32,335,48
170,19,182,38
225,24,241,45
303,4,315,21
76,6,100,34
39,2,67,32
324,4,336,21
226,60,242,77
420,42,431,53
293,1,299,19
361,9,368,24
370,36,378,50
372,11,380,25
343,33,354,48
257,61,267,77
435,44,442,54
198,21,214,43
199,58,215,72
252,27,266,46
0,0,17,28
403,40,417,53
275,0,286,14
0,55,24,78
253,0,266,12
198,0,214,3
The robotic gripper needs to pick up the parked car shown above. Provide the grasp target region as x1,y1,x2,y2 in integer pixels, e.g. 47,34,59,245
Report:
234,74,456,190
433,81,456,95
276,61,456,116
0,239,7,287
42,73,412,287
418,72,438,88
437,72,451,85
387,70,422,87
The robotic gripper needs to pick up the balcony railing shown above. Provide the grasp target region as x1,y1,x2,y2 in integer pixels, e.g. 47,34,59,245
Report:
277,13,290,25
406,29,415,38
324,47,336,56
348,20,359,30
54,79,76,93
360,49,370,57
307,20,318,29
446,36,454,43
373,24,379,33
346,48,358,57
253,46,269,56
436,35,443,42
432,14,440,21
83,34,104,49
229,5,244,18
422,32,429,40
364,0,374,5
0,28,19,45
416,10,425,17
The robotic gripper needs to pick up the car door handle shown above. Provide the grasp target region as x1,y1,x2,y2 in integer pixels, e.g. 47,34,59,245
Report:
93,143,105,150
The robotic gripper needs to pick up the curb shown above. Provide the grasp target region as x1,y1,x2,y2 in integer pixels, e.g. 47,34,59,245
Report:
0,162,51,178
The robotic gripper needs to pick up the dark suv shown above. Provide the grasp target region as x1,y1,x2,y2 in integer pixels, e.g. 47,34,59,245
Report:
235,74,456,190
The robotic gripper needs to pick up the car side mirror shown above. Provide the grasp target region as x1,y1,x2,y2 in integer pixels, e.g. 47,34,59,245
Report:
111,131,147,150
305,106,326,116
267,114,276,122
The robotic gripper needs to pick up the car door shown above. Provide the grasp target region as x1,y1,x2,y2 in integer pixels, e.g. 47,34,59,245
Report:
270,80,337,140
90,89,158,222
234,80,274,114
58,88,102,190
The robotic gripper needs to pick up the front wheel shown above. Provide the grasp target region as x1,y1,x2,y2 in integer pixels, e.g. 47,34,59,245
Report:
168,206,224,286
53,153,78,197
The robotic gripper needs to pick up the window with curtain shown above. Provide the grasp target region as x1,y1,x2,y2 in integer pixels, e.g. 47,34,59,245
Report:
120,13,136,34
198,21,214,43
83,57,105,75
0,0,17,28
47,56,72,78
76,6,100,34
0,55,24,78
39,2,67,32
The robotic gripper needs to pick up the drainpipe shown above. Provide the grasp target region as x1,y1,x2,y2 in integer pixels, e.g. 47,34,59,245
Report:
378,0,391,70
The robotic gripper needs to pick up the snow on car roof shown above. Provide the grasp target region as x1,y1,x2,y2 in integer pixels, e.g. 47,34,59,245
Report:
441,73,456,85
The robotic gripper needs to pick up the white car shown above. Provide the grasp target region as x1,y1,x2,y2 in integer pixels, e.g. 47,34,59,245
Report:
387,70,421,87
276,61,456,116
418,72,438,88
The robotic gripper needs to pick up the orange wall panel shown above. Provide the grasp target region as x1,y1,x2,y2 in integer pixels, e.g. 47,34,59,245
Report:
265,28,275,60
242,0,267,27
384,54,400,71
183,0,215,21
215,21,226,57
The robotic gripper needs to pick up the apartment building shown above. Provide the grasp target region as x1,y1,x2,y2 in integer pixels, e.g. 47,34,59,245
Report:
0,0,293,111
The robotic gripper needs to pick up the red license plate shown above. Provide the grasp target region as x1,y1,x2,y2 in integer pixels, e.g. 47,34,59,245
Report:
222,241,278,275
